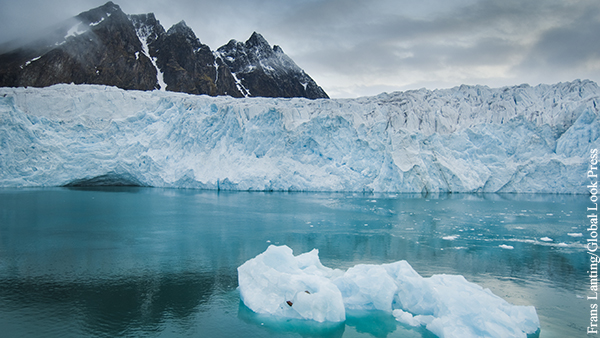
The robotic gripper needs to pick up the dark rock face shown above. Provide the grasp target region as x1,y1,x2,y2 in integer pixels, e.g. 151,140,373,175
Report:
0,2,158,90
216,32,329,99
0,2,328,99
149,21,243,97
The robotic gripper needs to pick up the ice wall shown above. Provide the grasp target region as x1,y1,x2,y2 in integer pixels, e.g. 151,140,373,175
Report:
1,80,598,193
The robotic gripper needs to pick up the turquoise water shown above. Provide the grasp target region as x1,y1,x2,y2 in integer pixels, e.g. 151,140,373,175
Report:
0,188,589,337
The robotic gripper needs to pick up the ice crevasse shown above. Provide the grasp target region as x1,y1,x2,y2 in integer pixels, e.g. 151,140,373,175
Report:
237,245,540,338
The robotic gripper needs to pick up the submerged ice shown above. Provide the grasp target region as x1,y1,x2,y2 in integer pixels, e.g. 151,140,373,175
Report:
0,80,599,193
238,245,540,338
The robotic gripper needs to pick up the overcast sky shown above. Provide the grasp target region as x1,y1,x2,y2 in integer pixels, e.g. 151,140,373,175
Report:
0,0,599,98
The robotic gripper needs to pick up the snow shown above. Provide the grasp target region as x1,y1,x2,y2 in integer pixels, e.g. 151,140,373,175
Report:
89,17,106,26
0,80,598,192
238,245,540,338
133,23,166,91
23,56,41,68
65,21,89,39
231,72,251,97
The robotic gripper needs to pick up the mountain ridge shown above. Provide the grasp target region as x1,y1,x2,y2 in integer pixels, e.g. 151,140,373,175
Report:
0,1,329,99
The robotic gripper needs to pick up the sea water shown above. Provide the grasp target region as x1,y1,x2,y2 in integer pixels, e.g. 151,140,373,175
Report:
0,188,589,337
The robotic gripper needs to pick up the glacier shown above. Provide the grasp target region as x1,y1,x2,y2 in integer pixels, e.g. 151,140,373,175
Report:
237,245,540,338
0,80,599,193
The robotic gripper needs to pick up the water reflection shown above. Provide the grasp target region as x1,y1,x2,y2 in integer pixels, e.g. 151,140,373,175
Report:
0,270,237,336
238,302,346,338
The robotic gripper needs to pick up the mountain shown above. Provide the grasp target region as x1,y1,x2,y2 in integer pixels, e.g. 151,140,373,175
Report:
214,32,329,99
0,80,598,193
0,2,329,99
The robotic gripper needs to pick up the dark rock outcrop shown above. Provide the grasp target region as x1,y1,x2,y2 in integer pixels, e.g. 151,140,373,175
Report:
0,2,158,90
215,32,329,99
0,2,329,99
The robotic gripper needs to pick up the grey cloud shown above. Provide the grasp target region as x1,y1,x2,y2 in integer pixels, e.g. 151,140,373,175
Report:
0,0,599,97
523,13,600,67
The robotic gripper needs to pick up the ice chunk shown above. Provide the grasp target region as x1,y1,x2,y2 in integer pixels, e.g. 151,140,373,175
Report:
396,274,540,338
333,264,398,311
237,245,346,322
238,245,540,338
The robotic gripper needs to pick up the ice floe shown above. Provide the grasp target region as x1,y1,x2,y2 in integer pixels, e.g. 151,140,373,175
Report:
237,245,540,338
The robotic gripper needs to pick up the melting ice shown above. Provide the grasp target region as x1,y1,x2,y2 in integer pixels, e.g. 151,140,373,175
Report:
238,245,540,338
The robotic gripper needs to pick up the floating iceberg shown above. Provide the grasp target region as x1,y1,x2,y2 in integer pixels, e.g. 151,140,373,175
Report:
238,245,540,338
237,245,346,322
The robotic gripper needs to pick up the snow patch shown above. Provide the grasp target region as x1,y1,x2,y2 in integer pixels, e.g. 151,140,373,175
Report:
90,17,105,26
133,24,166,91
231,72,251,97
24,56,42,67
65,22,88,39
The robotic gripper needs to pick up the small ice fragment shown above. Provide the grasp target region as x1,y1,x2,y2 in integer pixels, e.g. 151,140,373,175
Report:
499,244,514,250
557,243,568,247
568,233,583,237
443,235,459,240
540,237,553,242
393,309,421,327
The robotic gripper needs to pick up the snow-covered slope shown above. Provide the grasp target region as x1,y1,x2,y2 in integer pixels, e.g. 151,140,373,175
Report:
1,80,598,193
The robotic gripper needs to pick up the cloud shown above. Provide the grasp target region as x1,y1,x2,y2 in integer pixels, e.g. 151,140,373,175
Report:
279,0,600,96
0,0,598,97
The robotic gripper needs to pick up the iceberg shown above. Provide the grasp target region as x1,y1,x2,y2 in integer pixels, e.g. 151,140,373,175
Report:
237,245,346,322
238,245,540,338
0,80,599,193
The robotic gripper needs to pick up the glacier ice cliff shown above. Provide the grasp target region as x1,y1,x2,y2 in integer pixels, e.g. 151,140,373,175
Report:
1,80,599,193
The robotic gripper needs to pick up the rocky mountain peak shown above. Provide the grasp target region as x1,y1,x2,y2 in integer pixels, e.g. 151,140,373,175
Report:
246,32,271,50
167,21,193,37
0,2,329,99
76,1,122,25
